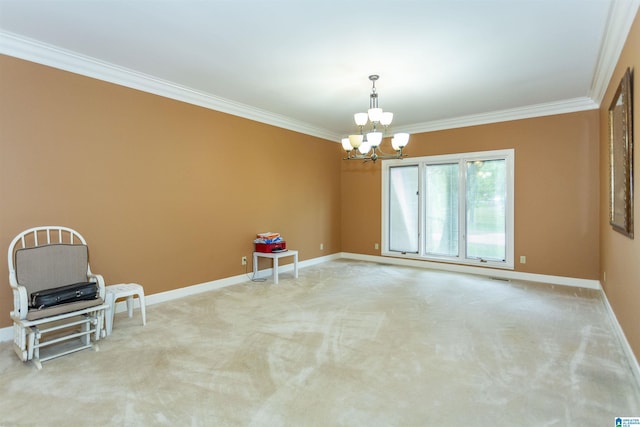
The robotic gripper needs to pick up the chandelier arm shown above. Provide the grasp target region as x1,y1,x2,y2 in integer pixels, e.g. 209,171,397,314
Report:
373,146,402,157
343,149,407,163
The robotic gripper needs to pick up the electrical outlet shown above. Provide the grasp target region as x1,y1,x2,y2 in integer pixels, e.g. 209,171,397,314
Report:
241,256,247,266
520,255,526,264
374,243,379,250
320,243,324,250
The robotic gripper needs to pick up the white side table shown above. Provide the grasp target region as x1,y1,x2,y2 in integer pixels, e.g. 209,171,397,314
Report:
253,250,298,284
105,283,146,336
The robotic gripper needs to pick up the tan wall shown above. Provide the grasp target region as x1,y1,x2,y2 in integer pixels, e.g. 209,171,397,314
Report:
341,110,601,281
599,11,640,360
0,55,343,329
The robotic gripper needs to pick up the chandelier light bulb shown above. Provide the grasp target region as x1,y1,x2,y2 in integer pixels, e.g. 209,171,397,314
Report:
358,140,372,154
367,131,383,148
341,138,352,151
348,134,363,148
354,113,368,126
380,112,394,126
368,108,383,123
393,132,410,148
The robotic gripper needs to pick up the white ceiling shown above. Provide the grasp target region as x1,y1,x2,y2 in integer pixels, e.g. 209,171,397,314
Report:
1,1,638,141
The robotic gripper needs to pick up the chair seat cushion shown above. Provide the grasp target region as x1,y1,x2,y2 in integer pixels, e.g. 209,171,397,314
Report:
26,297,105,321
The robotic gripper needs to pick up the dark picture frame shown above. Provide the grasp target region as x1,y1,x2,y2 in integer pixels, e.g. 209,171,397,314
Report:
609,67,634,238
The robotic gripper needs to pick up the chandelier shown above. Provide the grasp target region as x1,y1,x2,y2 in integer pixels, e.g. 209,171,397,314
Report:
342,74,410,162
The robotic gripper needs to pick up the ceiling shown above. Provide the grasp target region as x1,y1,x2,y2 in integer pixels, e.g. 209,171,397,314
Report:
0,1,638,142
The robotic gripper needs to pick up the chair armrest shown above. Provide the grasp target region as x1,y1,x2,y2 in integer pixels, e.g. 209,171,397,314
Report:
10,285,28,320
88,273,106,299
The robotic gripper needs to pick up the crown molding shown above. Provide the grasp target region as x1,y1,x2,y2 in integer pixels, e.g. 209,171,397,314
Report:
589,0,640,104
397,97,598,135
0,31,340,142
2,17,627,142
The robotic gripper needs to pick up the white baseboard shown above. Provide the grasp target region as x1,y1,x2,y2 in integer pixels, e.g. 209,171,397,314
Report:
0,252,603,343
0,326,11,343
143,253,340,308
340,252,602,290
600,285,640,390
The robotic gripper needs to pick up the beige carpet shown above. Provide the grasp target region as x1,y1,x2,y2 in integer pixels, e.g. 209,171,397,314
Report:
0,260,638,426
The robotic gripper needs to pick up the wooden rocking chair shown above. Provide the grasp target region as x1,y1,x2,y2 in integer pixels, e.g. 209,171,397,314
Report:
8,226,109,369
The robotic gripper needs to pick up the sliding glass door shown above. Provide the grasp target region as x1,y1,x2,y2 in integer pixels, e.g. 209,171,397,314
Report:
383,149,514,269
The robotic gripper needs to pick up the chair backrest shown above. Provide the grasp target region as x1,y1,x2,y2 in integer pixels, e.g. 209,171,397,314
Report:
8,226,92,292
15,244,89,294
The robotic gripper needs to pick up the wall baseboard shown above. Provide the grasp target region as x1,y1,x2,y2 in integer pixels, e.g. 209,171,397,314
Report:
599,284,640,391
0,326,11,343
340,252,602,290
141,252,340,308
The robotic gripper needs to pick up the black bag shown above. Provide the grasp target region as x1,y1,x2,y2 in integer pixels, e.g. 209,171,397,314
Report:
30,281,98,309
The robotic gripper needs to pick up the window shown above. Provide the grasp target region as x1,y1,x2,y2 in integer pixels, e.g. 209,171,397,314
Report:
382,149,514,269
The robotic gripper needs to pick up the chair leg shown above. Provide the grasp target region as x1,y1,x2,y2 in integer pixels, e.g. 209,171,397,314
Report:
138,292,146,326
32,329,41,365
91,314,101,351
97,308,106,339
13,324,27,362
105,292,116,336
81,317,90,346
126,296,134,318
26,327,36,361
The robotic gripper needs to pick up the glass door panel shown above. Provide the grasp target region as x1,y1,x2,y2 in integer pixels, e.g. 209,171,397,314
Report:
425,163,459,257
388,165,419,253
466,159,506,261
